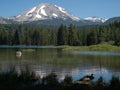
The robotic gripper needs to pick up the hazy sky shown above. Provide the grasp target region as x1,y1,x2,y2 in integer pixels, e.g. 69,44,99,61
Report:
0,0,120,19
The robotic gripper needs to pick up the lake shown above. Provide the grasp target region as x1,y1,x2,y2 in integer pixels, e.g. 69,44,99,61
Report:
0,46,120,82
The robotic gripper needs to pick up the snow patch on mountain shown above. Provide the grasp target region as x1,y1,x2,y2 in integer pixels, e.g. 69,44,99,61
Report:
39,5,47,16
54,4,80,21
26,7,36,17
16,15,21,18
58,7,66,14
52,13,58,17
102,19,108,22
84,16,107,22
36,14,42,19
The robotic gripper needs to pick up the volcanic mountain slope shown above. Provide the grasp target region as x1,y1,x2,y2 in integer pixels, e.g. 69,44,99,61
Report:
9,3,107,25
1,3,117,25
9,3,80,22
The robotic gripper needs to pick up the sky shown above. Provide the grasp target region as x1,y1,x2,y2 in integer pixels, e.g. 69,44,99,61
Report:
0,0,120,19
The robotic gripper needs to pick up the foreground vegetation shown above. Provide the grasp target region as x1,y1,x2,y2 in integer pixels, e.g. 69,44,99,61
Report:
0,68,120,90
63,44,120,52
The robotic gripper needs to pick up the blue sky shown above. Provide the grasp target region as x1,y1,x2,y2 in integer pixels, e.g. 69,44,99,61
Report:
0,0,120,19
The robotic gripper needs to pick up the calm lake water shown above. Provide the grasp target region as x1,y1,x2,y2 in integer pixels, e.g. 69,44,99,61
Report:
0,46,120,82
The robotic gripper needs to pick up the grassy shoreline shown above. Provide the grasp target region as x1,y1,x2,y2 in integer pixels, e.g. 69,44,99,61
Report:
0,44,120,52
62,44,120,52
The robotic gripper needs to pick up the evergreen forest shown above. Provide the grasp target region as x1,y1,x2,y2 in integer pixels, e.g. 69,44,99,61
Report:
0,22,120,46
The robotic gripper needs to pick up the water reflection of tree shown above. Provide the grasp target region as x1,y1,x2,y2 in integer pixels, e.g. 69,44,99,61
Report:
56,48,63,58
99,58,102,74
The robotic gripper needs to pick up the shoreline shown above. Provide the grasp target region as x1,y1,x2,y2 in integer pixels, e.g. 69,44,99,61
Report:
62,44,120,52
0,44,120,52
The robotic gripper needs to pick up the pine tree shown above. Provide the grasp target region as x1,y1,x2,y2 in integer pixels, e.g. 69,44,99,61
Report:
57,24,68,45
87,29,98,45
68,24,79,46
14,30,20,45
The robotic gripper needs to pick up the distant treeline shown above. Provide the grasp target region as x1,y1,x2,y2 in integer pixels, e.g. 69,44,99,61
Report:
0,21,120,46
0,68,120,90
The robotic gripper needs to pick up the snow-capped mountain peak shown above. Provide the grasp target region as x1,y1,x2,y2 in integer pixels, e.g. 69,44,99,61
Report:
7,3,109,25
84,16,107,23
11,3,80,22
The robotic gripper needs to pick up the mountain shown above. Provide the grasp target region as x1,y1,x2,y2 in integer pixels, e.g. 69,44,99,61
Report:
84,16,107,23
2,3,118,25
9,3,80,22
0,16,18,24
105,16,120,24
0,16,8,24
9,3,106,25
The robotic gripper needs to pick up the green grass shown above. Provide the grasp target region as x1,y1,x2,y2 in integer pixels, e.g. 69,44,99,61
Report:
22,49,35,52
62,44,120,52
